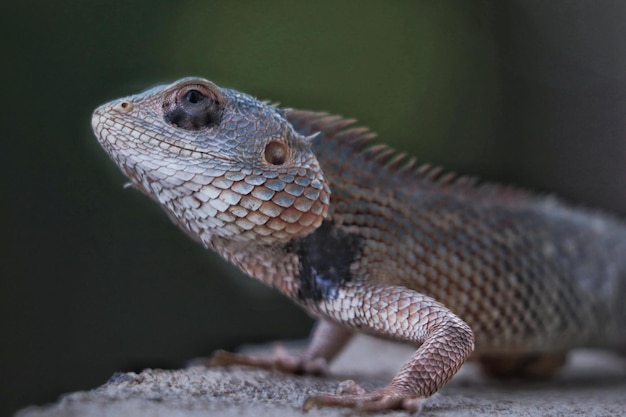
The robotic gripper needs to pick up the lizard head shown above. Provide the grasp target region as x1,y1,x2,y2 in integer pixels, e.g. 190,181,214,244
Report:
92,77,330,247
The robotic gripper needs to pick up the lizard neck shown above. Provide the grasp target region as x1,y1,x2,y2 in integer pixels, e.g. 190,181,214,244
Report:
210,236,300,297
209,218,367,309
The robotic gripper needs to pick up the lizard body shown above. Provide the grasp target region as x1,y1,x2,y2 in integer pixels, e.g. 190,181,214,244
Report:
92,77,626,411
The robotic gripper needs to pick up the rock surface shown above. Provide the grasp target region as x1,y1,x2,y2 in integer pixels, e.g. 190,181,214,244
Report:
16,336,626,417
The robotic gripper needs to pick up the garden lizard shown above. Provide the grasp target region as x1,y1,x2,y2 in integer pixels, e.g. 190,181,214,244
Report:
92,77,626,411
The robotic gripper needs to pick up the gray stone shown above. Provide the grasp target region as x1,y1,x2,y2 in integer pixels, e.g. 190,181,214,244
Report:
16,336,626,417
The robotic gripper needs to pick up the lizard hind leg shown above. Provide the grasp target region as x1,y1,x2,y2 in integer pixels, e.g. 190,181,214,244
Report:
203,319,353,375
477,351,567,380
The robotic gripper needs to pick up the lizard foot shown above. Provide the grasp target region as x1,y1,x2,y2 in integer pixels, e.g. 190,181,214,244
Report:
303,380,425,412
199,345,329,375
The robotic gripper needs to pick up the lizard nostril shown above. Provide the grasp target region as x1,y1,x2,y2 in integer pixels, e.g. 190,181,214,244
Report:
114,101,133,113
264,140,289,165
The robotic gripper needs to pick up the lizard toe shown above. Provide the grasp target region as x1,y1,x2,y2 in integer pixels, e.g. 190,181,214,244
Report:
303,384,425,412
199,349,329,375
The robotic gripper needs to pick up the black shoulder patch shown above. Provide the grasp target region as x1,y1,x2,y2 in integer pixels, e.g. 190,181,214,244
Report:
292,220,364,302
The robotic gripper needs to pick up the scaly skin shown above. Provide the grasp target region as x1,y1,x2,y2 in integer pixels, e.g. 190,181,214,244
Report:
92,77,626,411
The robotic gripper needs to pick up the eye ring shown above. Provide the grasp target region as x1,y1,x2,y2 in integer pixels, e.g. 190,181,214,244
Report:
264,140,289,166
175,84,215,103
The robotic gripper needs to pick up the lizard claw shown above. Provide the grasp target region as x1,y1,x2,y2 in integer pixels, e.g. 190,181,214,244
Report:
197,348,329,375
303,381,425,412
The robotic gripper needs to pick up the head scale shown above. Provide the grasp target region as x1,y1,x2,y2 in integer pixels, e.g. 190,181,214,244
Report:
92,77,330,248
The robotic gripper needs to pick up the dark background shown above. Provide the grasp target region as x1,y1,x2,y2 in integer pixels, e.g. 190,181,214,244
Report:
2,1,625,415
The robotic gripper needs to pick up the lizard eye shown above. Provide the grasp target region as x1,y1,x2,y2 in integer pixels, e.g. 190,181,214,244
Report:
164,85,223,131
184,89,206,104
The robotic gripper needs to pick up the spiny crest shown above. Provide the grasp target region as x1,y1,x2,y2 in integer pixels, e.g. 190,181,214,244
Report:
260,100,281,108
285,109,533,201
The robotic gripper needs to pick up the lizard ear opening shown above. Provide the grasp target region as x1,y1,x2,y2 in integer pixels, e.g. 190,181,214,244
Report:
264,140,289,165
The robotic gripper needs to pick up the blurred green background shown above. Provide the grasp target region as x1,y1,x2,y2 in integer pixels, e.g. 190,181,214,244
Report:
2,1,625,415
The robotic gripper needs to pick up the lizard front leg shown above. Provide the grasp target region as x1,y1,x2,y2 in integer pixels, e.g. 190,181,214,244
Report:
207,319,354,375
304,282,474,412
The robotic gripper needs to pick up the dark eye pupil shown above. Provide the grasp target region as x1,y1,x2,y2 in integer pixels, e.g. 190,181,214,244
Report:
184,89,206,104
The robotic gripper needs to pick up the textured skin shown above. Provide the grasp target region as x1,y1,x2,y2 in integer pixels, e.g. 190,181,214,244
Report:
92,77,626,411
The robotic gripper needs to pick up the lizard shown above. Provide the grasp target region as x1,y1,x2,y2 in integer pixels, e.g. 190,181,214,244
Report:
91,77,626,412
